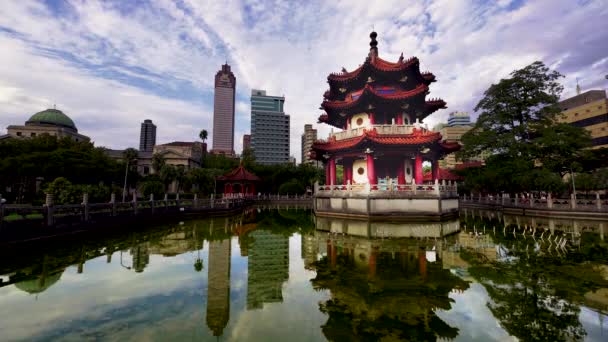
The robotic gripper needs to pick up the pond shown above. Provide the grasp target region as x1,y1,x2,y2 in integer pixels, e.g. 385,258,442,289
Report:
0,208,607,341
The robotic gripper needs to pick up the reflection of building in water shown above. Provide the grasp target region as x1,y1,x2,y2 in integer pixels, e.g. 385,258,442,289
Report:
130,243,150,273
206,239,231,336
147,231,197,257
247,230,289,309
301,233,318,270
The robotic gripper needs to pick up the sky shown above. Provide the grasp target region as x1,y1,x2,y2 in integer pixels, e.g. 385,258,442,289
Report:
0,0,607,162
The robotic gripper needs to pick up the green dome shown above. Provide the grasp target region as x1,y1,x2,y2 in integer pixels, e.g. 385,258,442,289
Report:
26,108,76,130
14,271,63,294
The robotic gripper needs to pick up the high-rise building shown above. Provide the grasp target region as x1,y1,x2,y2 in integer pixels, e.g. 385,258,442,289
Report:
447,112,471,127
206,238,231,337
439,112,475,169
250,89,290,164
243,134,251,150
139,119,156,152
246,230,289,310
301,124,317,165
558,89,608,149
211,64,236,156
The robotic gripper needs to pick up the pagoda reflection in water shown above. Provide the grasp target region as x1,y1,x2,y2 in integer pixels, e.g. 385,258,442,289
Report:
307,216,469,341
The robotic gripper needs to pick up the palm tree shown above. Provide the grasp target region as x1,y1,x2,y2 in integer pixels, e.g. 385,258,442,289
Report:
199,129,208,144
152,153,165,174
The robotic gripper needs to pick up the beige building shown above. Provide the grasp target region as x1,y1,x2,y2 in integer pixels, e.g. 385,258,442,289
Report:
153,141,204,169
1,108,90,142
301,124,318,165
558,89,608,149
438,112,474,169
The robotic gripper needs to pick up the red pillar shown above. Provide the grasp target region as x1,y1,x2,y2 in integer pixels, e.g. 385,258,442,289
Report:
431,159,439,182
396,113,404,125
366,154,376,186
329,158,336,185
251,183,255,194
415,154,423,184
325,162,331,185
369,112,375,125
368,247,378,278
418,249,427,280
397,158,406,185
343,159,353,185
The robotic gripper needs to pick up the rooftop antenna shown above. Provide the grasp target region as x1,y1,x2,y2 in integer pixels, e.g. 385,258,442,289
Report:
576,77,581,95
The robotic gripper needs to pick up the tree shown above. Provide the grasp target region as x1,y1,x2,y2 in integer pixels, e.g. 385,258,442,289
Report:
159,164,176,191
199,129,208,144
241,148,255,168
151,153,165,174
457,61,591,194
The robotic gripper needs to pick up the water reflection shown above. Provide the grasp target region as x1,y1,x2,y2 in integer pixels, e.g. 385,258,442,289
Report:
0,208,606,341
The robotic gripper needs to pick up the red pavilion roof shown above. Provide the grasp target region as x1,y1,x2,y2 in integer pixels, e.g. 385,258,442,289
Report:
322,83,428,110
328,56,420,82
217,165,260,182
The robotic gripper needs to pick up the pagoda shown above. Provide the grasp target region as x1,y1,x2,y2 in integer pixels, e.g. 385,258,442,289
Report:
312,32,460,220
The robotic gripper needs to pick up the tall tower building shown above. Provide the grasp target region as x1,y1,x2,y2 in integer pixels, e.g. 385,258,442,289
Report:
251,89,290,164
139,119,156,152
447,112,472,127
211,64,236,156
301,124,317,165
243,134,251,150
206,239,232,337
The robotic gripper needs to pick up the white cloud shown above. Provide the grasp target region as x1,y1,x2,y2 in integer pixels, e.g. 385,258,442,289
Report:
0,0,606,161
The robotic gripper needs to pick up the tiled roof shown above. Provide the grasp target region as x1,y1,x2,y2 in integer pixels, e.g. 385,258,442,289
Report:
217,165,260,181
312,128,443,152
328,56,419,81
322,83,428,110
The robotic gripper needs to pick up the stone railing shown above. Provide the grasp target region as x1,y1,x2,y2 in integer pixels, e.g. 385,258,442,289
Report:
329,124,427,141
315,180,458,198
460,193,607,212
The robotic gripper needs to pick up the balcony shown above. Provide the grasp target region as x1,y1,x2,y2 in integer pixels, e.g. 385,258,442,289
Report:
329,124,430,141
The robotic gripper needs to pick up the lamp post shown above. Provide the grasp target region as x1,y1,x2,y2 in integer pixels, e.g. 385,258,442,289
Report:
122,159,130,203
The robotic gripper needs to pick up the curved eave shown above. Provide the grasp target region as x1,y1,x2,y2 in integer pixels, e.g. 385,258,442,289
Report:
328,56,419,82
312,129,443,156
419,99,447,120
322,83,428,112
439,141,461,153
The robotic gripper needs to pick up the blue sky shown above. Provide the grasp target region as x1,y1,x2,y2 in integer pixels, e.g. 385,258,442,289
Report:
0,0,607,161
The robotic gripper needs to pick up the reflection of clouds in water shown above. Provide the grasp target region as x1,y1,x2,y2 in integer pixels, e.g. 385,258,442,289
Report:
437,282,515,342
0,250,208,341
579,306,608,342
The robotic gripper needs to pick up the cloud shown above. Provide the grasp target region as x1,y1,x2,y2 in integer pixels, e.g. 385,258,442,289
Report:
0,0,606,161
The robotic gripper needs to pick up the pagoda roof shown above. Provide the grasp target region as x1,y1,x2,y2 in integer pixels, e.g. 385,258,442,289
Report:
322,83,428,111
313,128,442,152
217,164,260,182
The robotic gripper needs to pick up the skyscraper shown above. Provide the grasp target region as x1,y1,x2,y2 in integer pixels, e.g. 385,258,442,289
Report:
206,238,231,337
139,119,156,152
301,124,317,165
447,112,471,127
211,64,236,156
251,89,290,164
243,134,251,150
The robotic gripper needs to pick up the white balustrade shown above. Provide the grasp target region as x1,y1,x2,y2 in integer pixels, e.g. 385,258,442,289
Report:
329,125,425,141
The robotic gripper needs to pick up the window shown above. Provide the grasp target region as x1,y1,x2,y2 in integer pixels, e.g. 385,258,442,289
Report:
31,133,36,137
16,132,21,136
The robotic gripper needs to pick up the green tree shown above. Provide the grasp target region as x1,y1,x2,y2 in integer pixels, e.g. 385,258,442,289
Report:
159,164,177,191
151,153,165,174
199,129,208,144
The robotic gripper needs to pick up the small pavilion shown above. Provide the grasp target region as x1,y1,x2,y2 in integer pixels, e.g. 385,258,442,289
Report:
217,164,260,197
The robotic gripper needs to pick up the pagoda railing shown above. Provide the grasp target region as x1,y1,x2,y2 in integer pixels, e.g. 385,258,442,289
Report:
330,124,429,141
315,180,457,198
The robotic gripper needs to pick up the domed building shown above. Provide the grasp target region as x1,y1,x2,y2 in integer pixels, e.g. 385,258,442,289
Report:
2,108,90,142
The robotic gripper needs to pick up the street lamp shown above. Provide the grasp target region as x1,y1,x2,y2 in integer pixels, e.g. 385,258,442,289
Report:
122,159,130,203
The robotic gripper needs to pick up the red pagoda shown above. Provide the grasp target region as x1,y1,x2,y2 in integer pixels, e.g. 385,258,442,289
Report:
217,163,260,198
312,32,460,219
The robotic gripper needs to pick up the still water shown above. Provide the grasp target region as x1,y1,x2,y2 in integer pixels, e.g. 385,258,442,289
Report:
0,208,607,341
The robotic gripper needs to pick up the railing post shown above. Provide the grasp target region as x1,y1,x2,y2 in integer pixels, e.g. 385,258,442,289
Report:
434,179,440,196
547,193,553,209
176,193,180,207
0,193,4,231
45,193,54,227
132,191,138,215
110,193,117,216
596,192,601,211
570,193,576,210
193,193,198,209
514,194,519,206
164,193,169,211
210,194,214,208
529,193,534,208
82,193,89,222
150,193,155,214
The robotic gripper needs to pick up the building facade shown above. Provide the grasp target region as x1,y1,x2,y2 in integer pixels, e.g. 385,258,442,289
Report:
243,134,251,150
301,124,318,165
153,141,203,169
211,64,236,156
139,119,156,152
206,239,231,337
558,89,608,149
250,89,290,164
3,108,90,142
439,112,474,169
